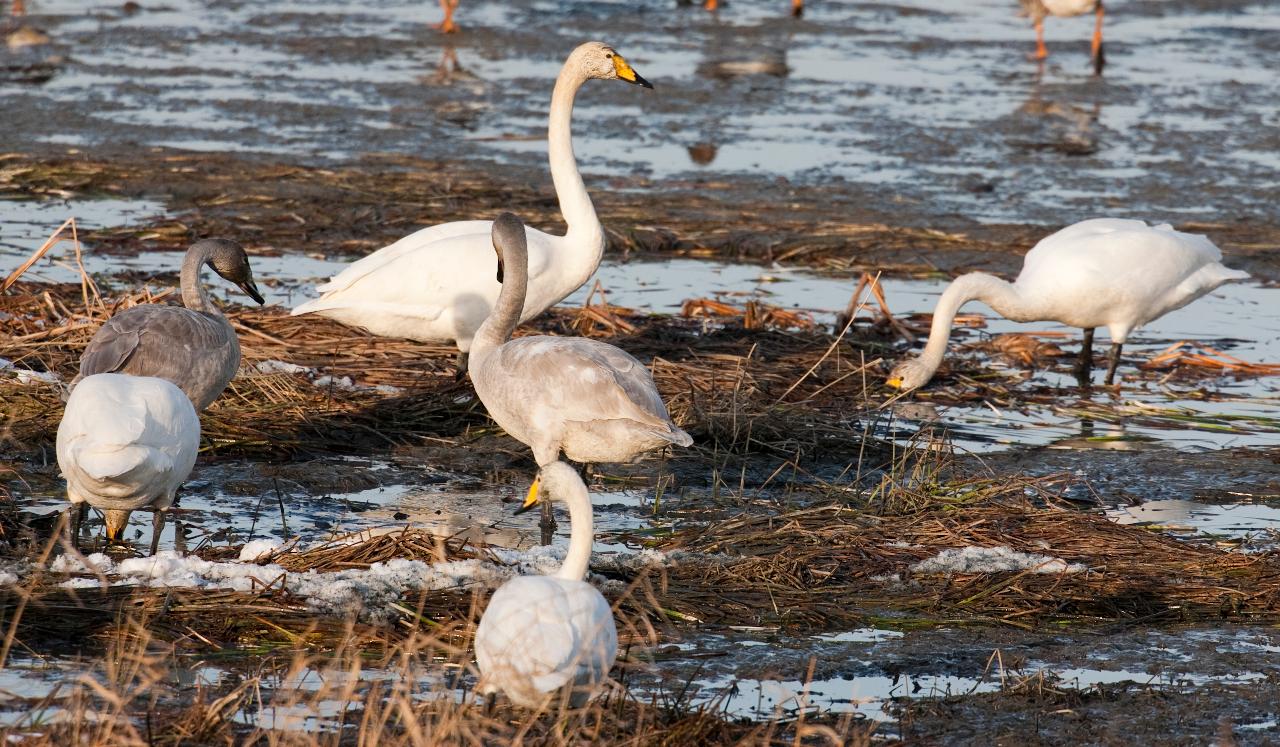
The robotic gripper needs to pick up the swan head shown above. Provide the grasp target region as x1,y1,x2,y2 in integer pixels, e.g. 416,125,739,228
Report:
514,462,581,516
886,358,935,392
490,212,527,284
196,238,265,305
571,41,653,89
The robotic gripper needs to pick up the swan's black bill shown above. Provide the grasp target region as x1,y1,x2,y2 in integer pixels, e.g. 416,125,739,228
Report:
495,257,504,284
513,476,541,515
627,72,654,89
238,279,266,305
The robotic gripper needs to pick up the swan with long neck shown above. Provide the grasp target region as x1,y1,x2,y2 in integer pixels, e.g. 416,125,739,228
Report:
474,461,617,709
290,42,652,372
469,213,692,540
887,218,1249,390
74,238,264,411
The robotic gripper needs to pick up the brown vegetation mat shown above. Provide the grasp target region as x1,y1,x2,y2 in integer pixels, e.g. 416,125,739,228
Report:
0,280,899,466
646,473,1280,630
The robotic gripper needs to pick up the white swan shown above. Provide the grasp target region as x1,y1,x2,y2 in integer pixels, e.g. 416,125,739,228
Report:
887,218,1249,390
1018,0,1106,75
475,461,617,709
57,373,200,555
290,42,653,371
470,214,692,538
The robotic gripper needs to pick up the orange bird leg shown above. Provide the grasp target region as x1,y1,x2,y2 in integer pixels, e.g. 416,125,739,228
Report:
434,0,459,34
792,0,804,17
703,0,718,11
1033,18,1048,59
1091,2,1106,75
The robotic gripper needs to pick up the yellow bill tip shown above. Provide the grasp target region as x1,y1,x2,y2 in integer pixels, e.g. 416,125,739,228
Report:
514,476,541,515
886,377,904,390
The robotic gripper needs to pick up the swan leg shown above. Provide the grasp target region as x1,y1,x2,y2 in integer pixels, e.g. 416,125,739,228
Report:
149,509,166,557
539,500,557,546
1033,19,1048,60
1091,2,1106,75
792,0,803,17
68,503,87,550
434,0,459,34
1104,342,1122,385
1074,328,1095,386
703,0,718,11
454,351,469,381
483,692,497,717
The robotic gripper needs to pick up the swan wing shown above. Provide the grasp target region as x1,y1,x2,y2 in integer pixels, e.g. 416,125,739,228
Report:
77,306,238,409
490,337,674,430
311,220,494,295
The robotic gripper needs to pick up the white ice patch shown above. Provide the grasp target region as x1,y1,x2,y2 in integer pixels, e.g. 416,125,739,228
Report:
254,360,313,376
252,361,401,396
910,546,1085,575
0,359,61,385
239,539,283,562
50,546,607,622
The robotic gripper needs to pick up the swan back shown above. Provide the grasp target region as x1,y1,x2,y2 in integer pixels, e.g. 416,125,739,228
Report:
57,373,200,512
475,574,617,708
76,305,242,410
1015,219,1248,336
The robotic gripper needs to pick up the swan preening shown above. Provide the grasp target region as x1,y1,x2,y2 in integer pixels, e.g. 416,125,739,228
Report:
475,461,617,709
1019,0,1106,75
291,42,653,372
74,238,265,411
470,214,692,536
887,219,1249,390
57,373,200,554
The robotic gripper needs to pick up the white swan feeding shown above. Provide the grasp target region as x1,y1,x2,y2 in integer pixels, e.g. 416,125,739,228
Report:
57,373,201,554
475,461,617,709
470,214,692,537
887,218,1249,390
290,42,653,372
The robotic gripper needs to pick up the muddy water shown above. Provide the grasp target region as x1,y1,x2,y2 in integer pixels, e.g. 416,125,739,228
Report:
3,0,1277,224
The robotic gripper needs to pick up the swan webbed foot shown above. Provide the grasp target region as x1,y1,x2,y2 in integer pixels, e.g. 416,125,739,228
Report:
1074,328,1095,387
1104,342,1122,386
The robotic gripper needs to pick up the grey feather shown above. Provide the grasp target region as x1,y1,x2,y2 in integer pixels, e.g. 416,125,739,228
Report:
76,306,240,411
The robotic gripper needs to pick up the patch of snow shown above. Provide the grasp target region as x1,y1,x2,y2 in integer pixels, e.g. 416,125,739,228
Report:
312,374,357,391
239,539,283,562
255,360,313,376
0,359,61,385
0,571,17,586
910,546,1085,575
50,547,624,623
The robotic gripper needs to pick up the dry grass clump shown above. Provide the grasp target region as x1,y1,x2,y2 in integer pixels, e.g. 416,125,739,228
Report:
646,469,1280,630
1,279,898,464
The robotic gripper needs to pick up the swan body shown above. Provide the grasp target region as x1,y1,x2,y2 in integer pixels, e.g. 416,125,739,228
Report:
475,462,617,709
291,42,653,364
74,239,264,411
470,214,693,468
57,373,200,551
887,218,1249,390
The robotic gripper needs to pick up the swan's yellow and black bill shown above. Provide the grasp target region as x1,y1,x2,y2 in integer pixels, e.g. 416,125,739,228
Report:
238,277,266,305
886,376,905,389
513,476,541,516
613,54,653,89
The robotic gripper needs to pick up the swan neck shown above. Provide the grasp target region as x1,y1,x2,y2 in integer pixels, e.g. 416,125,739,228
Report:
556,473,594,581
548,62,601,247
469,238,529,368
180,244,218,315
917,273,1027,373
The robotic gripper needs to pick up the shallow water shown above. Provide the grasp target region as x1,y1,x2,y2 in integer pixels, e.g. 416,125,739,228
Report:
2,0,1277,223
